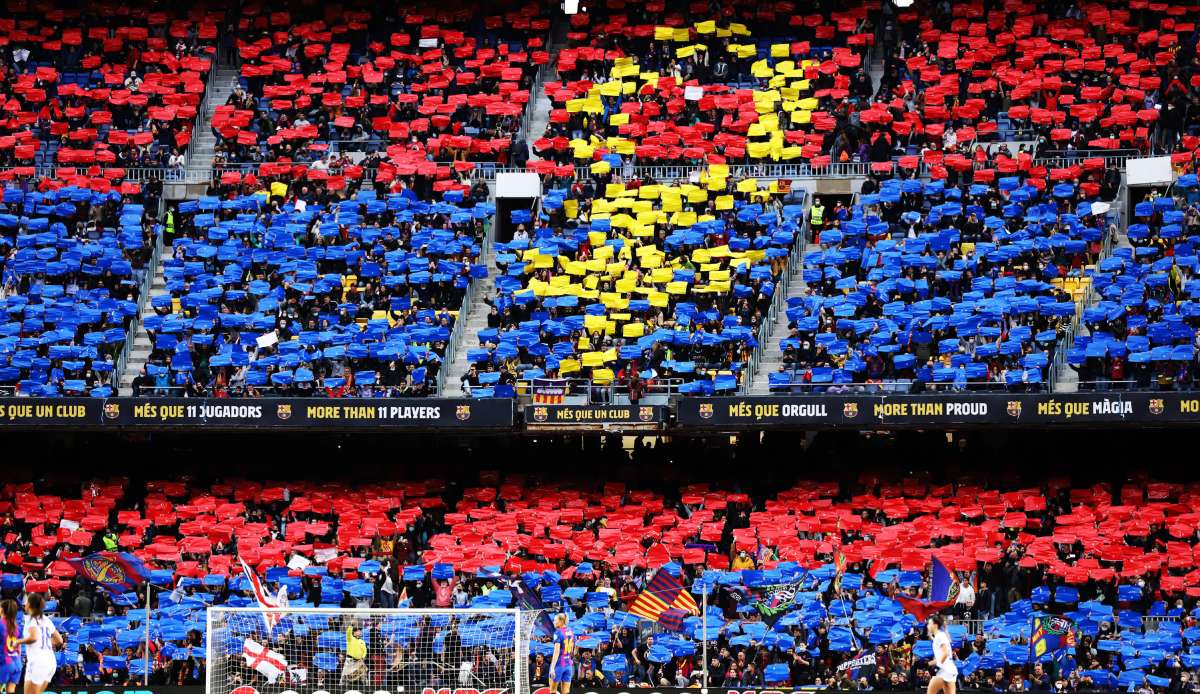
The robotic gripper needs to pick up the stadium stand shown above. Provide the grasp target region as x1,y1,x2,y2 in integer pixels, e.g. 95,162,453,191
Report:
457,172,804,398
768,160,1121,393
0,184,157,396
213,0,550,172
533,0,881,170
5,431,1200,690
127,175,491,397
0,3,219,171
877,0,1194,157
1067,174,1200,391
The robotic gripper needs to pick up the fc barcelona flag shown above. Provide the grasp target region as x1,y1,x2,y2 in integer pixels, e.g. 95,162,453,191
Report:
66,552,149,595
629,568,699,622
1030,615,1077,661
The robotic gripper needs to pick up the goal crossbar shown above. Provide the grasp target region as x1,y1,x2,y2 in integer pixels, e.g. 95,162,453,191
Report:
206,607,537,694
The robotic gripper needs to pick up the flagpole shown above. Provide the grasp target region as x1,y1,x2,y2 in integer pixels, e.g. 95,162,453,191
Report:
144,581,152,685
701,583,708,689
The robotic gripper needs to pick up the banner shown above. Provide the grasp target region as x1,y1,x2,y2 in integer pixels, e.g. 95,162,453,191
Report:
525,404,666,426
0,400,99,425
531,378,570,404
676,393,1200,428
8,393,1200,430
836,652,877,673
527,688,1114,694
42,689,203,694
0,398,513,429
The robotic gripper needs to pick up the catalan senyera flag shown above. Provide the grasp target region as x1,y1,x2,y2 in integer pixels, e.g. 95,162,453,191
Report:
629,568,699,622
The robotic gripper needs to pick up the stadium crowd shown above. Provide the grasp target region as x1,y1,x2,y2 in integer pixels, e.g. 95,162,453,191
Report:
0,183,159,396
460,169,803,398
211,0,548,169
1065,176,1200,391
768,157,1119,394
126,170,491,397
0,3,220,170
3,433,1200,691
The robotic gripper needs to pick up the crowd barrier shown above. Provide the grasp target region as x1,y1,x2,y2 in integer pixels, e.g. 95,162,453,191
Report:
28,688,1129,694
7,151,1146,190
4,392,1200,430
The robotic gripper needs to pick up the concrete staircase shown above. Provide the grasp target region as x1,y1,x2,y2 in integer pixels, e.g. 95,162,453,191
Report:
868,57,885,96
187,66,241,171
118,260,167,395
746,244,819,395
440,245,498,395
526,24,568,161
1051,181,1129,393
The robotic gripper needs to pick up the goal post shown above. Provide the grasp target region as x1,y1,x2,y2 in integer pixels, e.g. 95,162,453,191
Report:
206,607,542,694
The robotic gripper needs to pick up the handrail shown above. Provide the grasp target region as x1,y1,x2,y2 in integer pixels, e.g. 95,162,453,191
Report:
1071,380,1163,391
436,219,493,396
743,198,807,394
126,384,438,397
763,378,1045,393
113,231,165,391
183,59,219,171
1051,180,1122,392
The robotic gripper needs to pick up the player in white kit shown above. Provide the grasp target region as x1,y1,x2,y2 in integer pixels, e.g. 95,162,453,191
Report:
16,594,61,694
926,614,957,694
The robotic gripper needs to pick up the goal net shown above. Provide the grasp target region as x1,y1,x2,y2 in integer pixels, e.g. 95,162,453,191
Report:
207,607,538,694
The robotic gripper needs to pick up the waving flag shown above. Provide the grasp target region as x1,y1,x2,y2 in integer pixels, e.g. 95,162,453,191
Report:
747,577,808,626
510,577,555,636
895,593,956,621
66,552,148,595
658,607,690,632
629,569,699,622
242,638,288,683
1031,615,1077,661
895,557,959,620
239,557,288,632
930,556,958,602
836,650,877,679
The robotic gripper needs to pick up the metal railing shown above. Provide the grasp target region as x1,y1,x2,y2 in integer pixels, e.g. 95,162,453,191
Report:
763,378,1047,394
508,377,686,403
200,151,1145,184
1051,181,1122,392
1073,380,1200,392
1037,148,1143,161
129,384,438,397
950,615,1180,636
743,203,807,394
113,231,165,390
183,59,218,170
436,220,493,396
19,150,1146,189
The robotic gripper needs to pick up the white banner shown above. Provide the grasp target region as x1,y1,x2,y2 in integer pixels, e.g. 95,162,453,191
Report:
836,652,876,673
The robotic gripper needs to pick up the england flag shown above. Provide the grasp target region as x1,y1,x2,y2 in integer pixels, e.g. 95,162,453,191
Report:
242,638,288,684
239,557,289,632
